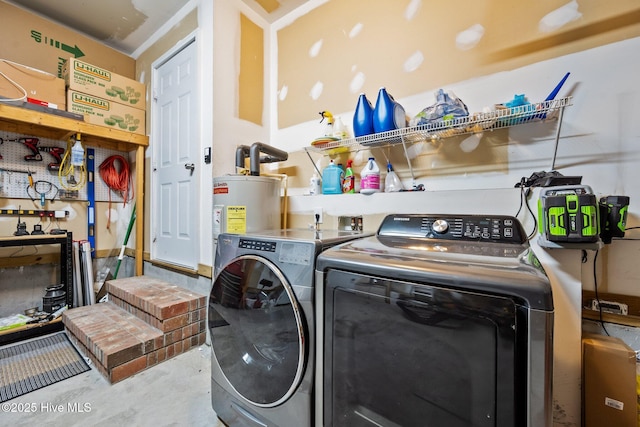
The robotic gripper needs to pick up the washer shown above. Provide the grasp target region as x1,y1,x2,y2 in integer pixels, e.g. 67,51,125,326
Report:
315,214,554,427
209,228,370,427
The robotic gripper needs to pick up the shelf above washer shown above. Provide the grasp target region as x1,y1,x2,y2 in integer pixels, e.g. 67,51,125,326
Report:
304,97,572,187
305,97,572,154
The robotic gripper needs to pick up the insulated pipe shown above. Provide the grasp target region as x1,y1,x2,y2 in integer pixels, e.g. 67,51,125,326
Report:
249,142,288,176
235,145,251,171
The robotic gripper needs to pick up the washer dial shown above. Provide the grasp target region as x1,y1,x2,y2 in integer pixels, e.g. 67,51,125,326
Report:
432,219,449,234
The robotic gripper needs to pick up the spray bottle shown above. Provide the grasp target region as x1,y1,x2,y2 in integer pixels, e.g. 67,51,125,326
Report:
343,159,355,193
319,111,334,137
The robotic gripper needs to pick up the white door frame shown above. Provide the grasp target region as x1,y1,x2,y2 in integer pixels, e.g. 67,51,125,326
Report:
150,30,201,269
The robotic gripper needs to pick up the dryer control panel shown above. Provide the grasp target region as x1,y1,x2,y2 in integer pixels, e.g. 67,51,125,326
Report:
377,214,527,244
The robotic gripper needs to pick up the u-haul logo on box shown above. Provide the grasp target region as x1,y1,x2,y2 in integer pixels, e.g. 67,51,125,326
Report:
71,93,110,110
74,60,111,82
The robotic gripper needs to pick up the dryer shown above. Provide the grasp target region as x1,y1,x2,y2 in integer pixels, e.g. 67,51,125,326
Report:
315,214,554,427
209,228,370,427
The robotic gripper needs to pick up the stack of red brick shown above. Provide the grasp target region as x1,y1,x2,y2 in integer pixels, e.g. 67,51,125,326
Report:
63,276,207,383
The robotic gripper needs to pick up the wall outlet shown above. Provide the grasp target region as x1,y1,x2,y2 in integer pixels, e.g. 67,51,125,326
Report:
314,208,323,224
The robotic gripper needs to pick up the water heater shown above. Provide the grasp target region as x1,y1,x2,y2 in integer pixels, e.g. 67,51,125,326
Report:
213,175,281,241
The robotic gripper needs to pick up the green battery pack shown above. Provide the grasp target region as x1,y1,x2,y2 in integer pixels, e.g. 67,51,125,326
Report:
538,186,600,243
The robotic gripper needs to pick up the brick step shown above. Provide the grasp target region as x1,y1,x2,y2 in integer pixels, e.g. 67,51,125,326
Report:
62,276,207,383
63,302,163,383
106,276,206,333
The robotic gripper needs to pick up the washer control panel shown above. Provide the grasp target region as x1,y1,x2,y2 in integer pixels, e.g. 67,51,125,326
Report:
377,214,526,244
238,238,312,265
239,238,277,252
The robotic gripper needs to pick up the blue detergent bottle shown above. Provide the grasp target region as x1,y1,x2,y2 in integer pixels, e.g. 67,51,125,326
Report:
373,87,406,133
353,93,374,137
322,160,344,195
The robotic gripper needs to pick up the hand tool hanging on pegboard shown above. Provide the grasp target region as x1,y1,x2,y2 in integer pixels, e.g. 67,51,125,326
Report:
0,166,34,196
39,146,65,171
0,136,41,161
0,136,64,170
0,166,33,175
9,137,43,161
19,137,42,161
26,179,59,207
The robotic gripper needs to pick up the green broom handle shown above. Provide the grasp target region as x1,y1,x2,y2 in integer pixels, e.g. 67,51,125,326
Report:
113,203,136,279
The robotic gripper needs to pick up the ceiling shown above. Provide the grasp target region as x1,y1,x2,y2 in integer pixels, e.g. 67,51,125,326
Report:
5,0,308,56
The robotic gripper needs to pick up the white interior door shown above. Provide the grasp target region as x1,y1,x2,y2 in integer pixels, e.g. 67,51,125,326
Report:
152,38,199,269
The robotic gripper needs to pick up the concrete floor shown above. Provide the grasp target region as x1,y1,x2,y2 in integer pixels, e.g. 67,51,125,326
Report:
1,333,223,427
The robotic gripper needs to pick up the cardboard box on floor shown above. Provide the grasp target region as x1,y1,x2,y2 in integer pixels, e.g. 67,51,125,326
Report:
0,2,134,79
63,58,146,110
582,333,637,427
67,89,145,135
0,59,66,109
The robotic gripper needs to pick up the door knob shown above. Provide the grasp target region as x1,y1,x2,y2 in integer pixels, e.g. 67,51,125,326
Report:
185,163,195,175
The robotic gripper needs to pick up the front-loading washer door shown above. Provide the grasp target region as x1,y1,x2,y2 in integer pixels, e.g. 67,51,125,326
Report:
209,254,306,407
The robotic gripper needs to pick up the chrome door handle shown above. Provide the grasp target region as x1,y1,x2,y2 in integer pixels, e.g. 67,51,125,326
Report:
185,163,195,175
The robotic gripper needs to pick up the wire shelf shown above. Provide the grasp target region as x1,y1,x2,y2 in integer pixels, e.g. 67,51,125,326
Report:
305,96,572,154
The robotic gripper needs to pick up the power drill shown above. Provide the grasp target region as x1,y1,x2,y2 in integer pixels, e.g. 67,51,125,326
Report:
10,137,43,161
39,146,66,171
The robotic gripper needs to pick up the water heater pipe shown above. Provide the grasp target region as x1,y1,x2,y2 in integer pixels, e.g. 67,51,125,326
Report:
249,142,288,176
235,145,251,171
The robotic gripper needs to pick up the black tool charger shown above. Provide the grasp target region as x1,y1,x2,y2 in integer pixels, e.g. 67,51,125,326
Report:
599,196,630,244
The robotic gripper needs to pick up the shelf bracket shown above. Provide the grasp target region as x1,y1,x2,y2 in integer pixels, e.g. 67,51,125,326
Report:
304,148,323,176
399,133,416,188
550,104,566,171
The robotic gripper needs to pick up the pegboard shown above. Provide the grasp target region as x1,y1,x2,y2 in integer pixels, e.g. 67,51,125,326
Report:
0,130,133,204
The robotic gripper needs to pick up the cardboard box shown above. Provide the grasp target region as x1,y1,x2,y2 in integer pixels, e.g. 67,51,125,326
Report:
66,90,145,135
63,58,146,110
582,333,637,427
0,2,135,79
0,59,65,109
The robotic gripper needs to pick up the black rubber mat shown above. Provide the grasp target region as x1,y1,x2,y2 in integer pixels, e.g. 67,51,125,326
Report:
0,332,90,402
